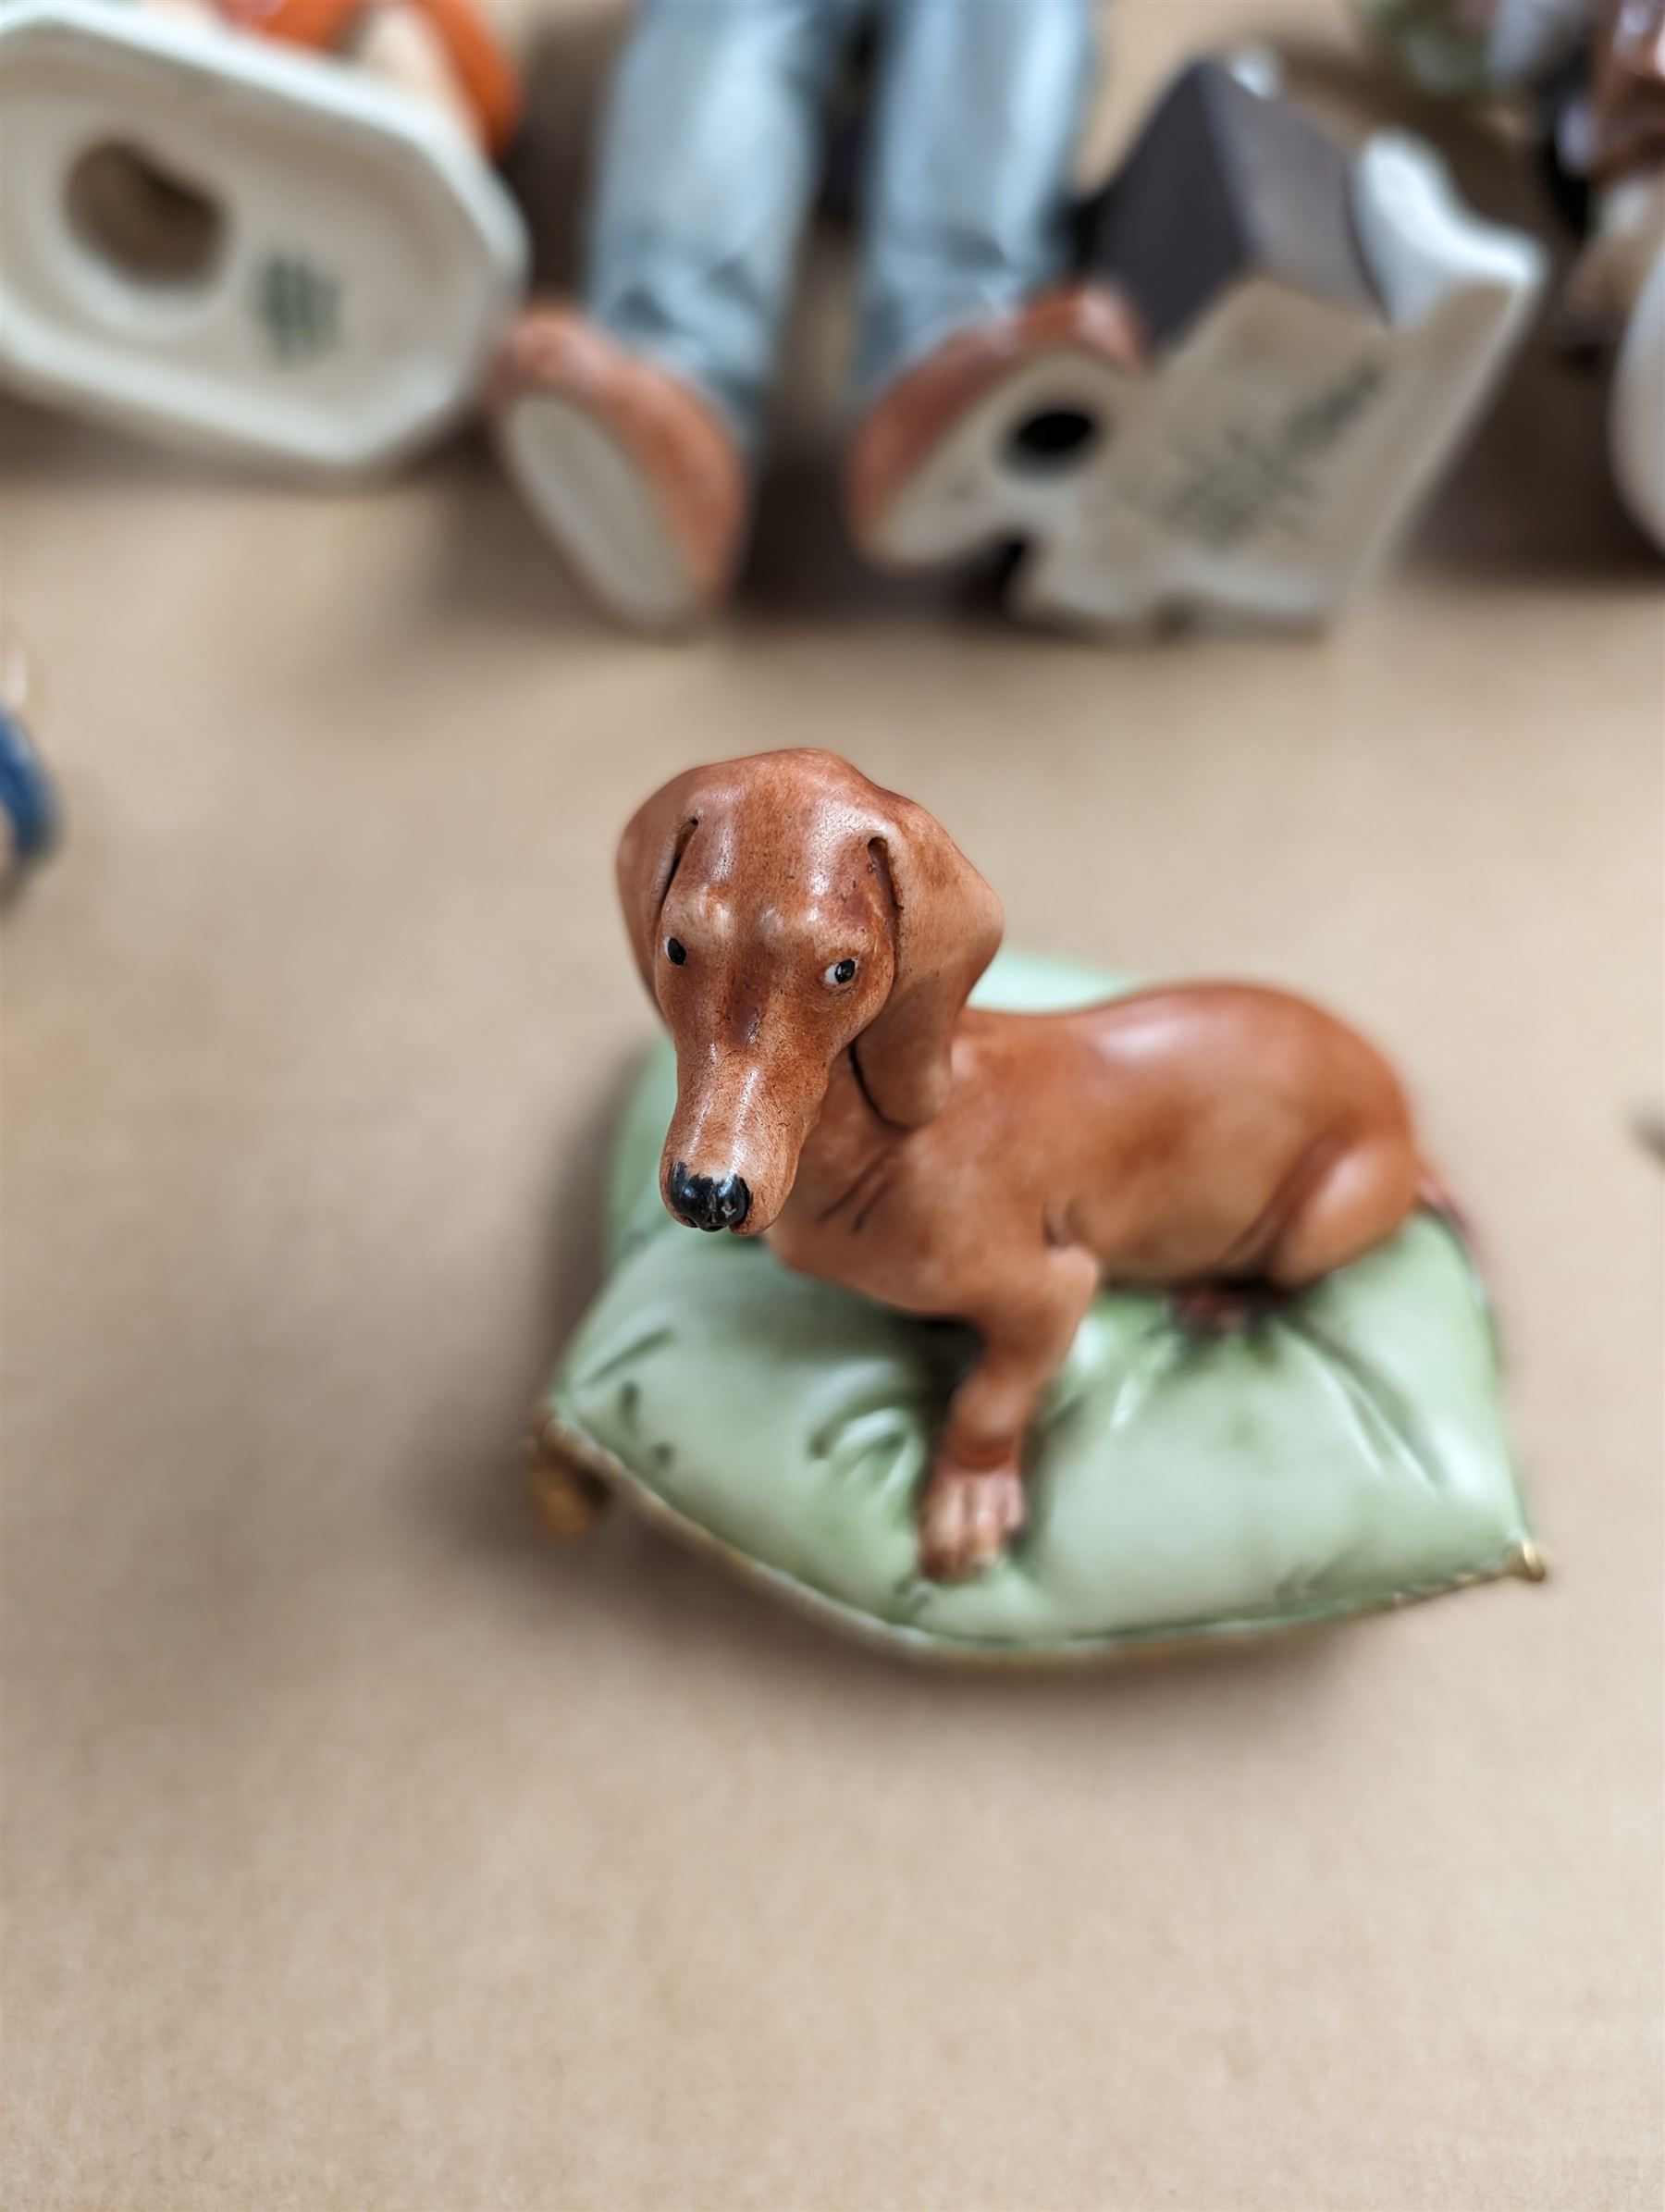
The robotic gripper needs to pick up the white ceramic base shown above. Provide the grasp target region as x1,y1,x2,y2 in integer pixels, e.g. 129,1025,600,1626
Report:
0,0,527,473
870,132,1545,634
1611,243,1665,553
497,391,700,632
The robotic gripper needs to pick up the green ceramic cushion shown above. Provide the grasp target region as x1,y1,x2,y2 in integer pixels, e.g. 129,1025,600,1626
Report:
543,953,1535,1660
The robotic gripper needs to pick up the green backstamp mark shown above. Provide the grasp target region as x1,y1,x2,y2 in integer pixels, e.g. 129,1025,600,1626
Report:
253,254,340,366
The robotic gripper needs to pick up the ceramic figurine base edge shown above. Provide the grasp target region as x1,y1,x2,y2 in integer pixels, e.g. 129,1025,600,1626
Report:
1612,236,1665,547
0,0,527,475
524,1403,1548,1669
0,697,60,896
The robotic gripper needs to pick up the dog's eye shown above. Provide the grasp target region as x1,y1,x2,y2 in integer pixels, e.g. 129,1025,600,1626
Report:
664,938,686,966
824,957,858,988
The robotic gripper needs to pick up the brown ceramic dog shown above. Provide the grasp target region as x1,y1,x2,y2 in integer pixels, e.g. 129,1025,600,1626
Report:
619,749,1434,1582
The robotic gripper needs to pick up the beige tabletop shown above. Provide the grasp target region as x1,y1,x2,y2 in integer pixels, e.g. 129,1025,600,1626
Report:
3,4,1662,2207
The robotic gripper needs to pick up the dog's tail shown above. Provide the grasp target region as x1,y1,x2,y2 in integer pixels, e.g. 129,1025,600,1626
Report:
1416,1160,1497,1342
1415,1160,1470,1247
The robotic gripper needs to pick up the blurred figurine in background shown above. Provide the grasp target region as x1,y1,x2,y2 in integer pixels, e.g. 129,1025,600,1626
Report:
1361,0,1665,547
857,58,1544,633
492,0,1124,632
493,8,1544,636
0,640,59,899
1575,0,1665,546
0,0,525,472
0,0,1560,630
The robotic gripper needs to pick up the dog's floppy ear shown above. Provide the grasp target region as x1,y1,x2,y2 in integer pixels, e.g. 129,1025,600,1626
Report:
616,768,704,995
859,796,1004,1128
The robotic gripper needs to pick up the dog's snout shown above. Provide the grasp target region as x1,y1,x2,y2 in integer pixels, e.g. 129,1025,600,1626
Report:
667,1161,753,1233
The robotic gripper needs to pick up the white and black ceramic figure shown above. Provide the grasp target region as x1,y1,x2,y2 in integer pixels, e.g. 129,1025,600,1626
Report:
1613,236,1665,544
872,61,1545,633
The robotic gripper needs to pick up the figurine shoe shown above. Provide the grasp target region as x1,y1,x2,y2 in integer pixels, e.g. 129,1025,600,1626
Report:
845,284,1148,571
491,306,748,634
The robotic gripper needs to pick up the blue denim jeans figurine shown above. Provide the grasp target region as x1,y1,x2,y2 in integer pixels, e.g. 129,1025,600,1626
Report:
591,0,1095,441
491,0,1121,631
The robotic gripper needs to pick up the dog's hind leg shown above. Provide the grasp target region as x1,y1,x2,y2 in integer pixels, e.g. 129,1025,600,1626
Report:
919,1247,1099,1582
1263,1137,1420,1291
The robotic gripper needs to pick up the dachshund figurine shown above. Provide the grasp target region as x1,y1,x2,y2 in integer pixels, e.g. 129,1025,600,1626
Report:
618,749,1435,1582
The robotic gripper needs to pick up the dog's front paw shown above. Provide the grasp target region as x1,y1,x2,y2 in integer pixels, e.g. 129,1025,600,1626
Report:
918,1464,1024,1582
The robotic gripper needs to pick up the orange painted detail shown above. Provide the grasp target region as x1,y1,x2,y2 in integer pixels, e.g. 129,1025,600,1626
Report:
216,0,522,154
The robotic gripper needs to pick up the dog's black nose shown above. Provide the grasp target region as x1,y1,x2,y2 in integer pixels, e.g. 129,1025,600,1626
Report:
667,1162,752,1233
